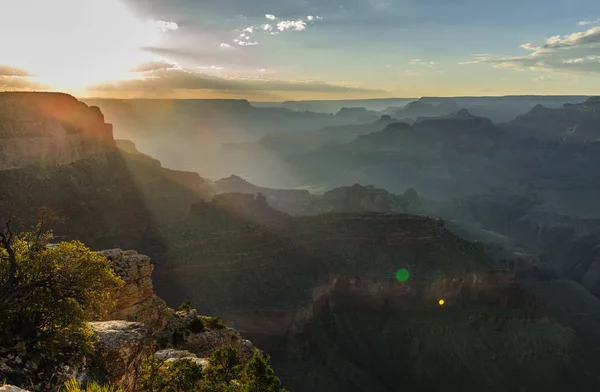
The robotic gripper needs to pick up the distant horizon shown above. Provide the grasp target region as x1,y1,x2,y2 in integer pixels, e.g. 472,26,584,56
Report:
76,93,592,103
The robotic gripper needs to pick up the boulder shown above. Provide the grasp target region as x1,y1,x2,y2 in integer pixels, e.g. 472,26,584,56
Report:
154,349,209,369
87,321,151,392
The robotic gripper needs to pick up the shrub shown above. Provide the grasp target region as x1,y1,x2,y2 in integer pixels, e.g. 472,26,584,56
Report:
240,350,287,392
63,379,123,392
189,316,206,333
0,218,124,376
167,358,204,391
205,316,227,330
140,353,204,392
140,346,286,392
178,298,193,312
203,346,242,387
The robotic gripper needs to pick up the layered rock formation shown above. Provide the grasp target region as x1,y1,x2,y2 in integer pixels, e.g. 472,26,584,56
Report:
100,249,171,331
0,92,115,170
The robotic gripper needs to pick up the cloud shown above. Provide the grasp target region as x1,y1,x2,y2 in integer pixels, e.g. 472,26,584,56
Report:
230,15,322,46
578,18,600,26
90,68,382,94
147,19,179,32
234,38,259,46
277,20,307,31
0,64,44,90
461,26,600,74
0,76,45,90
130,61,179,73
220,43,232,48
0,64,33,76
534,75,552,81
409,59,436,68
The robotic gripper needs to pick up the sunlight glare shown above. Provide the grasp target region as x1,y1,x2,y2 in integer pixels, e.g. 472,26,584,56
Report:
0,0,167,90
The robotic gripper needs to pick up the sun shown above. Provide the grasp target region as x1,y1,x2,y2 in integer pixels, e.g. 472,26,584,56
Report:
0,0,168,91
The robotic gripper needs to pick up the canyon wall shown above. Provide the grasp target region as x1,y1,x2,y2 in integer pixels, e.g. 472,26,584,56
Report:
0,92,115,170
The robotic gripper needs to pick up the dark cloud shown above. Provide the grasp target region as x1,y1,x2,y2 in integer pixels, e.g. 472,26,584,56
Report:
91,68,381,94
0,64,33,77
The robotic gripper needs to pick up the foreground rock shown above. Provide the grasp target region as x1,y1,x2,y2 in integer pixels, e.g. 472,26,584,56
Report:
0,386,30,392
86,321,151,392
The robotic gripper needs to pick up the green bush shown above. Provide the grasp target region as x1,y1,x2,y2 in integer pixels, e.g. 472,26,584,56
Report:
240,350,286,392
0,218,124,372
205,316,227,330
139,346,286,392
140,354,205,392
178,298,193,312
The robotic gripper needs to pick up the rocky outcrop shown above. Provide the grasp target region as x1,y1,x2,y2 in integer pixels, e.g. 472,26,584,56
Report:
101,249,171,332
319,184,420,214
86,321,151,392
159,310,259,363
0,92,115,170
154,349,209,368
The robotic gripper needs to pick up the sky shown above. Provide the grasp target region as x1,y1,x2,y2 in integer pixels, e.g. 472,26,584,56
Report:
1,0,600,100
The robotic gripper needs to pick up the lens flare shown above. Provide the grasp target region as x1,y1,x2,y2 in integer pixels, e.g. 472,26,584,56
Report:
438,299,445,306
396,268,409,282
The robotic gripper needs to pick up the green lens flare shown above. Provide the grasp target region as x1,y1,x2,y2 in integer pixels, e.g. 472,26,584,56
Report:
396,268,409,282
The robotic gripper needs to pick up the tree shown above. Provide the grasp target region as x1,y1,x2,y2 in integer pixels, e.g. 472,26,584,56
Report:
140,354,204,392
204,346,242,387
0,216,124,363
168,359,205,391
239,350,286,392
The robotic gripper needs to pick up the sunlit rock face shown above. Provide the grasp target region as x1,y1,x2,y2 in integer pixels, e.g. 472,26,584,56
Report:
100,249,171,332
0,92,115,170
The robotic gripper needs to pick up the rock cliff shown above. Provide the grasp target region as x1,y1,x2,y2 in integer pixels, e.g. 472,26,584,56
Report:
0,92,115,170
100,249,171,332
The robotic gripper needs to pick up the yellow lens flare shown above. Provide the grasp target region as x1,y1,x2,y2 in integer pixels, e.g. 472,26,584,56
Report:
438,299,445,306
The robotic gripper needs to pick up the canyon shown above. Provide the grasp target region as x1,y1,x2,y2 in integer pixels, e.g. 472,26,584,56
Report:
2,92,600,391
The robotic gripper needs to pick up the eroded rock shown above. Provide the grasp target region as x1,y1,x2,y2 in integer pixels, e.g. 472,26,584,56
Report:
87,321,151,392
100,249,172,331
